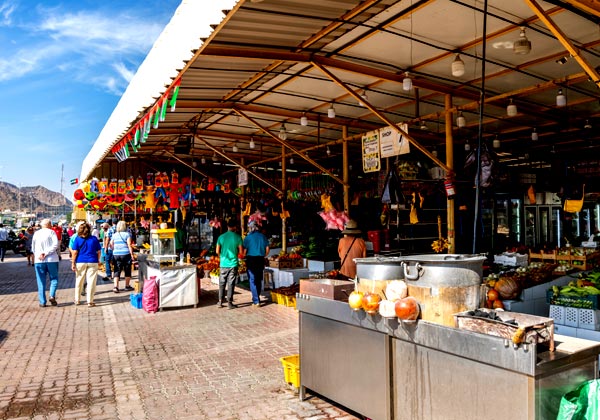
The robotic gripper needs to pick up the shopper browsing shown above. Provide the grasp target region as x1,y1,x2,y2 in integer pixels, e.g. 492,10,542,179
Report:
216,219,243,309
32,219,60,307
110,221,135,293
338,220,367,279
70,222,102,307
243,221,270,307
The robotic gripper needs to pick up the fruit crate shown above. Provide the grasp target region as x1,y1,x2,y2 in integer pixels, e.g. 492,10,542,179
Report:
269,260,292,269
280,354,300,387
549,305,565,325
283,294,297,309
270,291,284,305
546,289,600,310
578,309,600,330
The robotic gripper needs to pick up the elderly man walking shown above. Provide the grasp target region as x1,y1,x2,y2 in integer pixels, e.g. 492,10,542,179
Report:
32,219,60,307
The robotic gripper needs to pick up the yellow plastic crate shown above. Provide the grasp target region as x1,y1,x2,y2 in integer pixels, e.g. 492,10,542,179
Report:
270,291,283,305
283,294,297,309
280,354,300,387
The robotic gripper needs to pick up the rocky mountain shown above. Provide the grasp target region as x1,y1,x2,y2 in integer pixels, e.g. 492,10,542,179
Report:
0,181,72,214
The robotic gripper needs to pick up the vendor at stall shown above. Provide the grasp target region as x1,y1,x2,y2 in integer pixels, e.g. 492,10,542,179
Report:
338,220,366,279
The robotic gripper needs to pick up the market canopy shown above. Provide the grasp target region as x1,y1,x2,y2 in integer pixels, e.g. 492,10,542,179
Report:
81,0,600,188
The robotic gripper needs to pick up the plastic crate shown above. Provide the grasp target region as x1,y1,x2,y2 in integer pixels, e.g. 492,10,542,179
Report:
270,291,283,305
565,307,579,327
578,309,600,331
549,305,566,325
280,354,300,387
130,293,143,309
546,289,600,310
283,294,297,309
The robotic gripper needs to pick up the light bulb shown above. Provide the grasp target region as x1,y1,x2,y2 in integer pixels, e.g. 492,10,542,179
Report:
279,124,287,140
326,146,331,156
513,27,531,55
201,156,206,164
358,90,368,106
328,104,335,118
403,73,412,91
507,99,518,117
249,137,255,149
232,144,238,153
451,54,465,77
212,153,217,162
464,143,471,151
192,161,197,168
420,121,428,131
584,119,592,129
556,89,566,107
432,150,438,157
456,112,466,128
531,128,538,141
300,114,308,126
493,137,500,148
289,157,294,165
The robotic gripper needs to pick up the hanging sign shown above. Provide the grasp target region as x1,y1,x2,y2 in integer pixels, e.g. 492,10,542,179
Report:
362,130,381,173
238,169,248,186
379,124,410,158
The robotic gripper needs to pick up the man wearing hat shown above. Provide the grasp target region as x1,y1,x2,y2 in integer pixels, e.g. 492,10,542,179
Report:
338,220,367,279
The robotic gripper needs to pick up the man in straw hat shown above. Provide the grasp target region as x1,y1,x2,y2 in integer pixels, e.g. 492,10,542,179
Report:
338,220,366,279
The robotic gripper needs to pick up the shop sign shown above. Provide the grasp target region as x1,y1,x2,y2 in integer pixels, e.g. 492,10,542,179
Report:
238,169,248,186
379,124,410,158
362,130,381,173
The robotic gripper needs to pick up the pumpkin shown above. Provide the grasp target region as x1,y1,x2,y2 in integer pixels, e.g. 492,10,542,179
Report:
494,276,521,300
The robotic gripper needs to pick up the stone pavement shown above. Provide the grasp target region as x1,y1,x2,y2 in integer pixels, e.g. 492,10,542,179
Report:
0,251,360,420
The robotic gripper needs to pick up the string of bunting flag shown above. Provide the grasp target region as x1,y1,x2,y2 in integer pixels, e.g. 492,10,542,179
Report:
111,78,182,162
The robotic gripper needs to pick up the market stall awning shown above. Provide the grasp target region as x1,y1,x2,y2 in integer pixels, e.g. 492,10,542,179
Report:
81,0,600,184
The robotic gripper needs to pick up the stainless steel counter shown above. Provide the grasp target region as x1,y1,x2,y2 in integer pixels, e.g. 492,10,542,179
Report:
297,295,600,420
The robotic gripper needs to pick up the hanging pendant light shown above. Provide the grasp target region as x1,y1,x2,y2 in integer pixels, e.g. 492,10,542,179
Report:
506,98,518,117
327,103,336,118
464,142,471,151
326,145,331,156
201,156,206,164
289,157,294,165
249,137,256,149
212,152,218,162
531,128,538,141
403,72,413,91
279,124,287,140
431,149,438,158
300,113,308,126
451,54,465,77
556,89,567,107
232,144,238,153
513,27,531,55
456,112,466,128
358,90,368,106
493,135,500,149
419,120,428,131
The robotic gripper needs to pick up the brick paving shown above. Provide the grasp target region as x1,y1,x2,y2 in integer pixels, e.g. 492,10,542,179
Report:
0,251,360,420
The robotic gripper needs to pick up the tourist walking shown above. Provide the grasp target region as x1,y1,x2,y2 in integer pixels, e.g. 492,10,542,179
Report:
0,223,8,262
243,221,270,307
32,219,60,307
216,219,243,309
102,220,114,279
110,221,135,293
70,222,102,307
23,225,35,266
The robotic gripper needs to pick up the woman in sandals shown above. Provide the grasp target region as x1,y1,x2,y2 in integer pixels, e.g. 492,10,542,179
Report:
110,221,135,293
70,222,102,307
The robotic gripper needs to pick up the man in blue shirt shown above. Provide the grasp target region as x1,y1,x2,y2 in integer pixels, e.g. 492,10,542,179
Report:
243,221,270,307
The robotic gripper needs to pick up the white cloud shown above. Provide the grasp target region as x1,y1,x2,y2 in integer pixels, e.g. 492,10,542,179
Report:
0,5,168,93
0,1,16,26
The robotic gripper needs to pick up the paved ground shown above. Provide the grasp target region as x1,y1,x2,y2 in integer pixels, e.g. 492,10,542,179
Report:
0,250,360,420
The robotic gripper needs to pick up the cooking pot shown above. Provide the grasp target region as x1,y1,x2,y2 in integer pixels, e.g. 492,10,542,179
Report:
355,254,485,326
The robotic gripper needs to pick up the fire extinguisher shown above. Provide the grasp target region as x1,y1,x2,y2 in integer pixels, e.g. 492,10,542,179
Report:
444,174,456,199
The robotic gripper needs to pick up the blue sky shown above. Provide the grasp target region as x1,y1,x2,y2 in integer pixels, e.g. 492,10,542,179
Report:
0,0,181,200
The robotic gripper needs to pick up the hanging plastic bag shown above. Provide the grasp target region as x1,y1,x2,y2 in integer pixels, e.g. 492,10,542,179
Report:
527,185,536,204
557,379,600,420
564,184,585,213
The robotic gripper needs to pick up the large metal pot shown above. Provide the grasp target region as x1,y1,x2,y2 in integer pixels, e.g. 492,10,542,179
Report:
355,254,485,326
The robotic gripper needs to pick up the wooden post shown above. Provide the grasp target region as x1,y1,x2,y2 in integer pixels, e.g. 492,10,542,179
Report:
445,94,455,253
281,145,287,253
343,125,349,213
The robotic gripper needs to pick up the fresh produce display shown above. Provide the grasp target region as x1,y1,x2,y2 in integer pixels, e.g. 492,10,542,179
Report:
547,271,600,309
348,290,364,311
385,280,408,301
494,275,521,300
362,292,381,314
394,296,420,321
378,299,397,318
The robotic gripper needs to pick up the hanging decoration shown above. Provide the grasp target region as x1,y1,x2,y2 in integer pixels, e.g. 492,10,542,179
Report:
111,78,182,162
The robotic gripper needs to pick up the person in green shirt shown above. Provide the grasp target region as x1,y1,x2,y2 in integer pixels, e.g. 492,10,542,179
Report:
216,219,243,309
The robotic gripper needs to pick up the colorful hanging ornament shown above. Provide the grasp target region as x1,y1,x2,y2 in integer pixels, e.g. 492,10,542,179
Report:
98,178,108,194
108,179,117,195
117,179,126,195
135,176,144,191
146,172,154,186
126,176,134,192
161,172,170,188
171,170,179,185
90,178,99,193
154,172,163,188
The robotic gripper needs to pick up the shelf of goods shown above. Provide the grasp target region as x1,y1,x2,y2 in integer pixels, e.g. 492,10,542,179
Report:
530,248,600,271
297,296,600,420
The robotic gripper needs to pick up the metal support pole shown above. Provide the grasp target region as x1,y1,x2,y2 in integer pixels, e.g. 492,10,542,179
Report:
281,146,287,253
444,94,455,253
343,125,349,213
